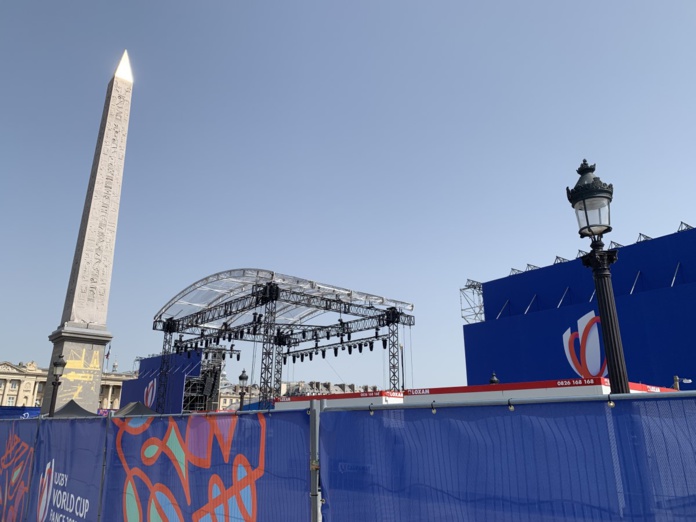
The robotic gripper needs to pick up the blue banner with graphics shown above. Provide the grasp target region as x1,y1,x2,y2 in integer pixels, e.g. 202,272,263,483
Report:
0,419,39,521
99,411,310,521
27,418,108,522
121,352,201,413
0,407,41,420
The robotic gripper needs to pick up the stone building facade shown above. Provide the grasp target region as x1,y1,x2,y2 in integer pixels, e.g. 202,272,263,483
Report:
0,361,135,410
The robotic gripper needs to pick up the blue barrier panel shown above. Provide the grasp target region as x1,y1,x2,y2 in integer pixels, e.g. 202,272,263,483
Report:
0,419,39,521
320,401,640,522
27,418,108,522
617,397,696,519
0,407,41,420
100,411,310,521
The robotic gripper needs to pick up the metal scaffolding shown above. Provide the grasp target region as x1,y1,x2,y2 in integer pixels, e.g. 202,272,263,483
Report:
153,269,415,411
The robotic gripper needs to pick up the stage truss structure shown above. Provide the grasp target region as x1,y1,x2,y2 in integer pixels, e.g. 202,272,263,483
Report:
153,269,415,411
460,279,484,324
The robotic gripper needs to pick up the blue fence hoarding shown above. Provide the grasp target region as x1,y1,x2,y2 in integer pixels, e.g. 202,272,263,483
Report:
319,398,696,522
99,411,310,521
4,398,696,520
464,228,696,387
0,419,39,521
27,418,108,522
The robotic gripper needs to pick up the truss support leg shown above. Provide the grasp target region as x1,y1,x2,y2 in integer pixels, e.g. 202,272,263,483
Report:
259,286,279,409
388,322,400,392
156,320,175,414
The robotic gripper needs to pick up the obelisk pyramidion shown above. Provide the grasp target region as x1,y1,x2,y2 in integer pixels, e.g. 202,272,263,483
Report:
42,51,133,414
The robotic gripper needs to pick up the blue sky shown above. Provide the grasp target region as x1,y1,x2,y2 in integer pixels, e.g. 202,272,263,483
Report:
2,2,696,390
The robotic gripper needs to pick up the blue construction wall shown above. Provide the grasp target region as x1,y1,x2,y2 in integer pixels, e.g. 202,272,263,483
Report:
464,228,696,386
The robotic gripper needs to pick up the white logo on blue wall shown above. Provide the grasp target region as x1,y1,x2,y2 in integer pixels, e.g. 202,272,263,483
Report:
562,311,607,378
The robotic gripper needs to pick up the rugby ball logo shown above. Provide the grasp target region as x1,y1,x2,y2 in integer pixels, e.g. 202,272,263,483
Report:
37,459,54,522
144,379,157,408
562,311,607,378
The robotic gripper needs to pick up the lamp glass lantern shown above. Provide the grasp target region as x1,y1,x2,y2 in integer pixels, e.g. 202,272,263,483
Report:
239,369,248,387
53,355,67,378
567,159,613,239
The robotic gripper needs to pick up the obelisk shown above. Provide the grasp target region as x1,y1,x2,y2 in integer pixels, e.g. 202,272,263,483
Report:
42,51,134,414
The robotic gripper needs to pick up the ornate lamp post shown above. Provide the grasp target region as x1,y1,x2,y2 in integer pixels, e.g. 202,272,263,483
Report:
567,160,630,394
49,354,67,417
238,369,249,412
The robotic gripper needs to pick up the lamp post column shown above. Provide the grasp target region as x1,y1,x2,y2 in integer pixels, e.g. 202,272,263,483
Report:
238,369,249,412
49,376,61,417
582,240,629,394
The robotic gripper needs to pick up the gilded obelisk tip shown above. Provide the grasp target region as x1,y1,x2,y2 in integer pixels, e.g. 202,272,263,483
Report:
115,50,133,83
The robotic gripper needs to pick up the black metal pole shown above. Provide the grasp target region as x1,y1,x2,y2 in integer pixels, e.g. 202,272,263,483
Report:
239,390,246,412
582,239,630,394
49,378,61,417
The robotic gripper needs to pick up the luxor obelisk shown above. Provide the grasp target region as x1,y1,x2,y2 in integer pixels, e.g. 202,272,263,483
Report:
42,51,134,414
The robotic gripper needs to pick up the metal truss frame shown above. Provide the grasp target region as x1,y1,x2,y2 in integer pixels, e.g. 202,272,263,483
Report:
154,272,415,411
460,279,484,324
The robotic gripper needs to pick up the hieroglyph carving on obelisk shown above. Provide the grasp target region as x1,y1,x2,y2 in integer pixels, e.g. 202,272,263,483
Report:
42,51,133,414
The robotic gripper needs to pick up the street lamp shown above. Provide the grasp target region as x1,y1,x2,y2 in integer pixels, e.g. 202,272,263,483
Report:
238,369,248,412
673,375,692,391
567,160,630,394
49,354,67,417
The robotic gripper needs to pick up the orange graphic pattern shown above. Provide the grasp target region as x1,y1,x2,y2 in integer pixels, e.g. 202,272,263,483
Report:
113,414,266,521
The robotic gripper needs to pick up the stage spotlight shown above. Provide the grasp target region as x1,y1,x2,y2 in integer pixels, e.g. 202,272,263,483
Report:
382,339,387,349
348,346,352,355
322,350,326,359
215,337,220,344
309,353,313,361
369,341,374,351
257,314,263,323
342,344,346,350
222,353,226,360
293,355,297,363
333,348,338,357
236,353,240,361
301,354,305,362
283,356,287,365
326,331,330,340
359,345,363,353
302,331,307,339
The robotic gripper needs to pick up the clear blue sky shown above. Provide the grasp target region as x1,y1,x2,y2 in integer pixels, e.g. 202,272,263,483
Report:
2,2,696,390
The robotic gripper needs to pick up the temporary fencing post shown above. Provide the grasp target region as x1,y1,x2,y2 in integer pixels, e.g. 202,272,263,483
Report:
310,399,323,522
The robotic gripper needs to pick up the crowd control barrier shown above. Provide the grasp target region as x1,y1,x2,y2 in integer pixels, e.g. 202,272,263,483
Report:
2,395,696,521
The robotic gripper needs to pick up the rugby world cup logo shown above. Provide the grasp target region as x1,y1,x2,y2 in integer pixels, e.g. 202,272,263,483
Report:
562,311,607,378
37,459,54,522
144,378,157,408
